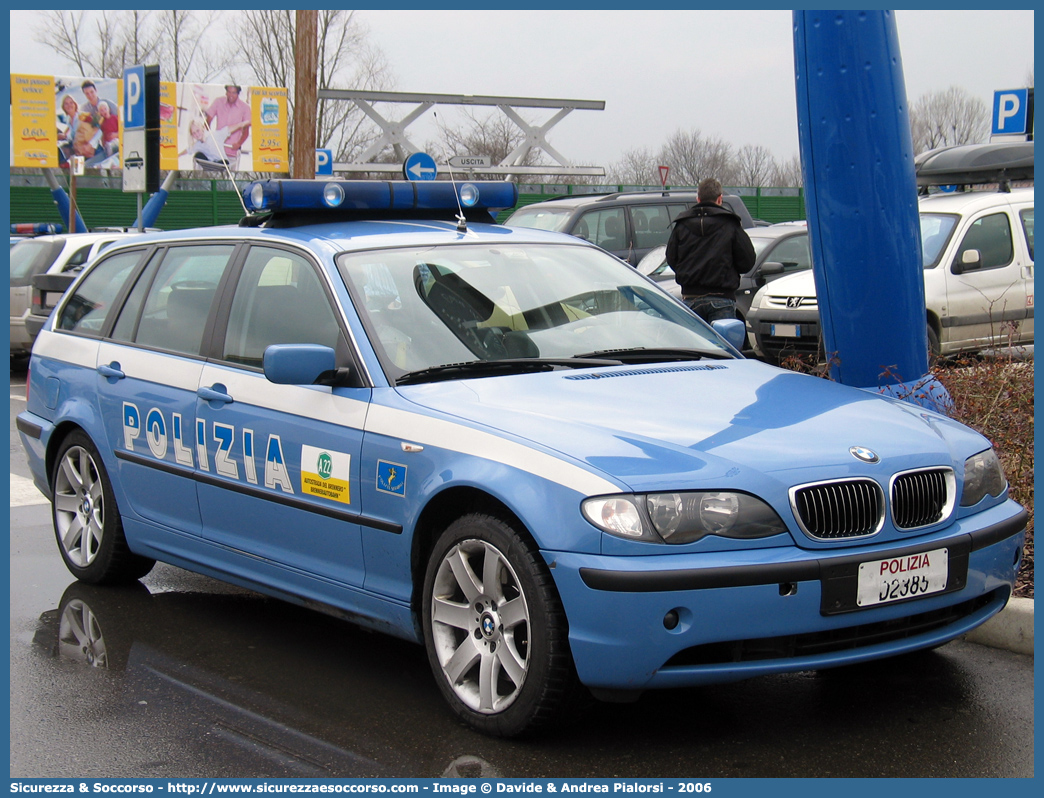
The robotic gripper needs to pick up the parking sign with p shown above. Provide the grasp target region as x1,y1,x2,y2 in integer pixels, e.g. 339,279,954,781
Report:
124,65,146,131
992,89,1030,137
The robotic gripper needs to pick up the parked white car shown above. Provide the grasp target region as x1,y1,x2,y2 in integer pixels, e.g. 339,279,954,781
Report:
10,232,135,356
746,185,1034,363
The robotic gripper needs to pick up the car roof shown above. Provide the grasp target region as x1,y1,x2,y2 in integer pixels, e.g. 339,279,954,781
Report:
918,186,1033,214
515,190,703,210
16,231,137,247
747,223,807,241
100,218,588,259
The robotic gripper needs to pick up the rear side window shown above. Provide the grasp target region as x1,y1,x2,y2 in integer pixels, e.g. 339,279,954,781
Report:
63,244,95,271
630,205,677,250
57,251,144,335
1020,208,1033,260
956,212,1014,270
132,245,235,356
574,208,627,252
9,239,63,286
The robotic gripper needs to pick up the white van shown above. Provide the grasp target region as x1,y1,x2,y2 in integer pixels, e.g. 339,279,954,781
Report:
747,185,1034,363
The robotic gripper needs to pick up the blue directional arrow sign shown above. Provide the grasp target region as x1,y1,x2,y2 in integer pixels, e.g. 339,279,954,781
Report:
403,151,438,181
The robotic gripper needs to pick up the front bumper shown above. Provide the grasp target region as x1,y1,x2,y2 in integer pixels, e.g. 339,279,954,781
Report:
746,306,821,363
548,500,1025,690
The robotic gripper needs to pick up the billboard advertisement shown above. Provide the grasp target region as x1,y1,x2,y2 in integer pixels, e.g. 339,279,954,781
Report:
11,74,289,173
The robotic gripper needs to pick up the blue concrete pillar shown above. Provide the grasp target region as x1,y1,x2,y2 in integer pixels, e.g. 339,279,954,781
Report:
134,170,178,230
43,169,87,233
792,10,950,409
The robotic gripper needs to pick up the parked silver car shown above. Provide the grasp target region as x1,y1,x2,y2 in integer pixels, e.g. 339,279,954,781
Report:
636,222,811,328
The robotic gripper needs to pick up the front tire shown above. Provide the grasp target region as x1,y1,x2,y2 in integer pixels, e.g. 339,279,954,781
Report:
51,430,155,584
422,513,579,736
927,324,941,364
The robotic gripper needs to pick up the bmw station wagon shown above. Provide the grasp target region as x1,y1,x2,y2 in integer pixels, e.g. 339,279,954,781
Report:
18,179,1026,737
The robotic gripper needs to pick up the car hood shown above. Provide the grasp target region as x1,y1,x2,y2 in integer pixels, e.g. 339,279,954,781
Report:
397,359,984,494
757,268,817,300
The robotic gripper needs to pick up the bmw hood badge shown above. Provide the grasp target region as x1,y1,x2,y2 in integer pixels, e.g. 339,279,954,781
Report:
850,446,880,463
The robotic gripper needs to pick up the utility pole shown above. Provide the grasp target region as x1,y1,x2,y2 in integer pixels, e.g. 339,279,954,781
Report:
293,10,318,178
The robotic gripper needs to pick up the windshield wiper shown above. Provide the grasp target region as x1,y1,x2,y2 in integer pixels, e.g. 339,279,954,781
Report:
396,357,623,385
572,347,733,363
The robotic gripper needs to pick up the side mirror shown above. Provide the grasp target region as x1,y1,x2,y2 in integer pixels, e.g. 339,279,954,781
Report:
756,261,785,285
952,249,981,275
711,318,746,352
263,344,338,385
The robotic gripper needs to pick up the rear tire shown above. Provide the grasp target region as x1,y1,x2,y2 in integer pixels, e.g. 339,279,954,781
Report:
51,430,155,584
421,513,580,737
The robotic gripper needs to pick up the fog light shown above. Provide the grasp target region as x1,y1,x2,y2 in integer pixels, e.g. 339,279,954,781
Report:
663,610,679,630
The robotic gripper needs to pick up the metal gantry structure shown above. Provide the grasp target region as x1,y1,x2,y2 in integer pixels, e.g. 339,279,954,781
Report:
317,89,607,178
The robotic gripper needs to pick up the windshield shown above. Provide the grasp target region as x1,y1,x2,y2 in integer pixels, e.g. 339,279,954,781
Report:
338,243,735,380
919,213,959,268
503,206,573,232
9,239,63,286
749,236,777,259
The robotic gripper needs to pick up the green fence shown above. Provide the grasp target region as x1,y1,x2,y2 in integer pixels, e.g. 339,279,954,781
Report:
9,178,806,232
9,179,247,231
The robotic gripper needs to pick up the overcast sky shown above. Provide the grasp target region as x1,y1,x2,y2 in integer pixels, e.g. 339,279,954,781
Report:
8,9,1035,170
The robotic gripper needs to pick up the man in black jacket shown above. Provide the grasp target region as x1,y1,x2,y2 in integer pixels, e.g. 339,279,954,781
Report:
666,177,756,322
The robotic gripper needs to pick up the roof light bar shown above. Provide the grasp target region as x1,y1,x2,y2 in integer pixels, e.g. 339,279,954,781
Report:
11,222,64,235
242,179,518,216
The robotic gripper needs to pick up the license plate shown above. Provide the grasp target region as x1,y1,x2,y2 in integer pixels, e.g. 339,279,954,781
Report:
771,323,801,337
856,547,948,607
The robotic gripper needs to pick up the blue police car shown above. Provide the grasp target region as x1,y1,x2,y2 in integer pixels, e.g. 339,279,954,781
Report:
18,179,1026,737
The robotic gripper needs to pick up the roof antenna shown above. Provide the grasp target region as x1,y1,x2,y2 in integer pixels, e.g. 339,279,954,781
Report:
434,111,468,233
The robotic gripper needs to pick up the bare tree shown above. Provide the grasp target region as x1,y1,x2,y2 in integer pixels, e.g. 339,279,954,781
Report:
770,154,803,187
34,10,140,77
34,11,94,75
428,109,544,171
656,129,737,187
35,10,229,83
153,11,234,82
735,144,774,188
909,85,989,154
112,11,161,71
607,147,658,186
231,10,393,166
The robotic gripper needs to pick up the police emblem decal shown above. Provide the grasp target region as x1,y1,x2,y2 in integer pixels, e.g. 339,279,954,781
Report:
377,460,407,497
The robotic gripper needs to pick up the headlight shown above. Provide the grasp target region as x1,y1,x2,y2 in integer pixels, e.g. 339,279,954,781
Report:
961,448,1007,506
583,491,787,544
582,496,649,540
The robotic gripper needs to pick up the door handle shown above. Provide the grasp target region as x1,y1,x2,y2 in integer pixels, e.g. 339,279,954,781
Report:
197,384,234,404
97,362,125,380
